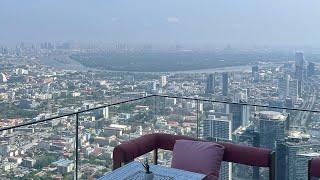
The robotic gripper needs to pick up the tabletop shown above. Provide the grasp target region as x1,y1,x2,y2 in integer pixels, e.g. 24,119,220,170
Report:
99,161,206,180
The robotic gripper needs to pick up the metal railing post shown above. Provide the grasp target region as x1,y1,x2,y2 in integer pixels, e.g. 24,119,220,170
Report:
154,95,157,121
196,100,199,140
75,113,79,180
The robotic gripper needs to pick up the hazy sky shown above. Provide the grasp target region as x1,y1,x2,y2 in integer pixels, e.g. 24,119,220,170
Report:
1,0,320,47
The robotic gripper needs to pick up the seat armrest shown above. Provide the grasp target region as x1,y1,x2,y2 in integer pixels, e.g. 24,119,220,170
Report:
157,133,196,150
113,134,158,169
310,157,320,178
219,142,272,167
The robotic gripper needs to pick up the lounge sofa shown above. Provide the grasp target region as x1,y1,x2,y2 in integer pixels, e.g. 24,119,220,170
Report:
113,133,275,180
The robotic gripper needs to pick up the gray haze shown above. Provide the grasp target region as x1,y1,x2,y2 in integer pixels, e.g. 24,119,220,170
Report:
1,0,320,47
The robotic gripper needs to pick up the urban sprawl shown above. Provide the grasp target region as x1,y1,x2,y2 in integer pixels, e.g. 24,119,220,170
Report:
0,43,320,179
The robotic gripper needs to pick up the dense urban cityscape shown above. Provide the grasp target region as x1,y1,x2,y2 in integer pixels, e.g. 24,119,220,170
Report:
0,42,320,179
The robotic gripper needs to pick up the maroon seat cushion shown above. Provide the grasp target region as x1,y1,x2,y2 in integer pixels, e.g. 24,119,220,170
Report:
171,140,225,178
311,158,320,177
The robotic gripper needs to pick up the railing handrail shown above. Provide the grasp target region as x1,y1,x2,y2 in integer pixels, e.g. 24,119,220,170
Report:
0,95,154,132
0,94,318,132
155,94,320,113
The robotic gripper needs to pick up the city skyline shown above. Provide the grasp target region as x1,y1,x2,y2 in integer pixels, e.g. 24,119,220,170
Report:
0,40,320,179
1,1,320,179
1,0,320,47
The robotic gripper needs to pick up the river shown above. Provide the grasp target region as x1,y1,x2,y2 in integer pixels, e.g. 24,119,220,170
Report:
40,54,253,74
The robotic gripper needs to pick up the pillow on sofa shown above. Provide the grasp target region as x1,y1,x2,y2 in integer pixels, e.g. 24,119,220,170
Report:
171,140,225,178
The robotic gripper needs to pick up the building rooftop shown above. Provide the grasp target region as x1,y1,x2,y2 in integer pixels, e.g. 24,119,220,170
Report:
297,152,320,157
288,131,310,140
258,111,287,121
52,159,73,167
233,124,255,135
109,124,128,130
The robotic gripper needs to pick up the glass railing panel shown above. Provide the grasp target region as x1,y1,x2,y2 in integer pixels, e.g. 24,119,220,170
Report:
199,99,320,180
199,100,235,180
155,96,198,138
78,96,154,179
0,115,76,179
151,96,200,167
156,149,173,167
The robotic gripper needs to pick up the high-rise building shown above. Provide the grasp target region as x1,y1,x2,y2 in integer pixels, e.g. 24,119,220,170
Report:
93,107,109,120
95,119,104,130
203,113,232,180
203,114,232,140
252,66,259,82
252,66,259,76
226,101,249,131
160,75,167,87
124,75,135,83
0,73,8,83
234,89,248,103
0,141,10,156
0,46,9,55
103,107,109,119
289,78,299,102
295,52,304,97
277,75,298,102
295,52,304,62
278,75,289,98
307,62,315,77
257,111,287,150
276,131,320,180
296,152,320,180
222,72,229,96
267,98,284,113
115,43,127,51
205,74,215,95
233,125,260,179
152,81,157,92
284,98,294,108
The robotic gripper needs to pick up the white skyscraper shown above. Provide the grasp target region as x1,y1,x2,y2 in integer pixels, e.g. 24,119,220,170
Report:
234,89,248,103
278,75,299,102
103,107,109,119
160,75,167,87
0,73,8,83
203,115,232,140
152,81,157,91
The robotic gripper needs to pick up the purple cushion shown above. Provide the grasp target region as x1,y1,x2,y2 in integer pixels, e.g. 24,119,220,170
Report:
171,140,225,178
